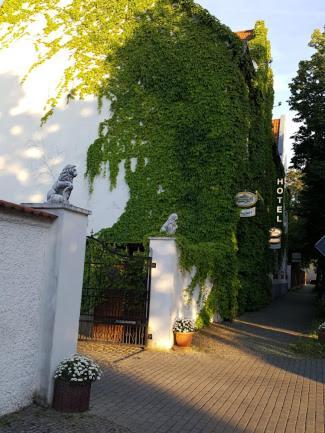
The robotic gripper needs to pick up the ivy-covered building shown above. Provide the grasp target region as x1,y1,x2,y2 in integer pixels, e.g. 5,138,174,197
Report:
0,0,284,324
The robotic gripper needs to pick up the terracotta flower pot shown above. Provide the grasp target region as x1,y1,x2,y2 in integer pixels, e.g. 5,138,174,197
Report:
175,332,194,347
318,329,325,343
52,379,91,412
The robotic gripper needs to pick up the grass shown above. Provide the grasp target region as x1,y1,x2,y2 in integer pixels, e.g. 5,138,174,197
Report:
290,319,325,358
0,416,12,427
290,337,325,357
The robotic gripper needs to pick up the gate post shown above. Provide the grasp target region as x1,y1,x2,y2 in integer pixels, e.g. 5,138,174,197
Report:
22,202,90,405
148,237,178,350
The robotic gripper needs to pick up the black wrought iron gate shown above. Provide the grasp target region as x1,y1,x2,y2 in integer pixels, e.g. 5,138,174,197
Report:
79,236,152,346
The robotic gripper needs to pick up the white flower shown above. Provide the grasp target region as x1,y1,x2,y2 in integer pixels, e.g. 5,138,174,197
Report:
54,354,102,383
173,318,195,333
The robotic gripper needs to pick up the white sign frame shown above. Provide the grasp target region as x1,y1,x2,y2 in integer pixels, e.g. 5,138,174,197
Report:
240,207,256,218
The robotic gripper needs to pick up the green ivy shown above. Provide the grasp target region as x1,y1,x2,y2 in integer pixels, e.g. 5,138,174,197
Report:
0,1,280,323
235,21,279,313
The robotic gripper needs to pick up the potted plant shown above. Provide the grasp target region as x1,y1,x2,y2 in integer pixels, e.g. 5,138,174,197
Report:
317,323,325,343
52,354,102,412
173,318,196,347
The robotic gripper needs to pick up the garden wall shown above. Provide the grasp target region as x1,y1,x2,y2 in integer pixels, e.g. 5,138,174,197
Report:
0,202,55,415
0,200,89,415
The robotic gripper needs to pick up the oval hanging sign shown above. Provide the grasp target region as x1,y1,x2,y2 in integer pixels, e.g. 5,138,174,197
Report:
235,192,258,208
269,227,282,238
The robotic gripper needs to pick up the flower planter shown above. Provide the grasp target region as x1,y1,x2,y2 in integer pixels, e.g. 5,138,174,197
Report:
318,329,325,343
174,332,194,347
53,354,101,412
52,379,91,412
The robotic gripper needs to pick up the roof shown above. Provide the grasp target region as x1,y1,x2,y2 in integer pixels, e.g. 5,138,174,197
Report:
0,200,57,221
272,119,281,145
235,29,254,42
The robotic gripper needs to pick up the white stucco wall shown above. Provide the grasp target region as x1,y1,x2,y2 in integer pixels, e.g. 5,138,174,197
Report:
148,238,212,350
0,209,52,415
0,202,90,414
29,203,90,404
0,30,129,233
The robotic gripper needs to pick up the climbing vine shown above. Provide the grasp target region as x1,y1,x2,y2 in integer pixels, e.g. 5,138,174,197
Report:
0,1,279,323
236,21,280,313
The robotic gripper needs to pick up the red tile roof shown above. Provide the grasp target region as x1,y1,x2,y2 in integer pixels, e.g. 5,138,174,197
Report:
272,119,281,145
0,200,57,220
235,30,254,42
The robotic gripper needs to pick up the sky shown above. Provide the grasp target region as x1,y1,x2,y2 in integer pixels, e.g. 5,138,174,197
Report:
197,0,325,166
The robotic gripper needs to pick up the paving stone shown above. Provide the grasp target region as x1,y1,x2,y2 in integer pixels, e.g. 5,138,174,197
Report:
1,286,324,433
0,405,132,433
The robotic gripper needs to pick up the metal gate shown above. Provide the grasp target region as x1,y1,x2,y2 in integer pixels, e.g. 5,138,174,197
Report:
79,236,152,346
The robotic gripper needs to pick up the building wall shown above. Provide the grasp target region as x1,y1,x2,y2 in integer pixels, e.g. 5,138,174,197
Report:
0,210,52,415
0,35,128,234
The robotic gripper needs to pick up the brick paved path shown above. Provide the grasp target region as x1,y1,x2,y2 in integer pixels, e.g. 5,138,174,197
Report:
1,286,324,433
193,284,318,358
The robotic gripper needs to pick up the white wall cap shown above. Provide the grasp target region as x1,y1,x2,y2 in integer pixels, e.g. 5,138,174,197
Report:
21,202,91,216
148,236,176,241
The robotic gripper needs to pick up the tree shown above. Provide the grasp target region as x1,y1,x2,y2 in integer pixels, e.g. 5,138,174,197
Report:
286,169,306,260
286,169,304,208
288,29,325,287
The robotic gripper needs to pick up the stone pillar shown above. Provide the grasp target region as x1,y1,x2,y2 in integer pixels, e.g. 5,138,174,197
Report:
22,203,90,405
148,237,178,350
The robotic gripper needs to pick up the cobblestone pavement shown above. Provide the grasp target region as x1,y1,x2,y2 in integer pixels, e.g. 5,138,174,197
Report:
77,340,143,363
0,405,131,433
193,285,318,358
1,286,324,433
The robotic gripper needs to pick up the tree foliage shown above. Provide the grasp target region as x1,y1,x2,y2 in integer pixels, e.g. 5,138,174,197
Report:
288,29,325,262
286,169,304,207
286,168,306,260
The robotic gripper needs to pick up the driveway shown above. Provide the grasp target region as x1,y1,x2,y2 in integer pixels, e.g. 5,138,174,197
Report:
1,286,324,433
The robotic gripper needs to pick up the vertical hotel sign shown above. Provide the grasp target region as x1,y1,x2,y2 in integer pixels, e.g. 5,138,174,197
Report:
276,178,284,223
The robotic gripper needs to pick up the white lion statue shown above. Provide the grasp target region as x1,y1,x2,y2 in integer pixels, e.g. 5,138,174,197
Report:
47,164,77,203
160,213,178,234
